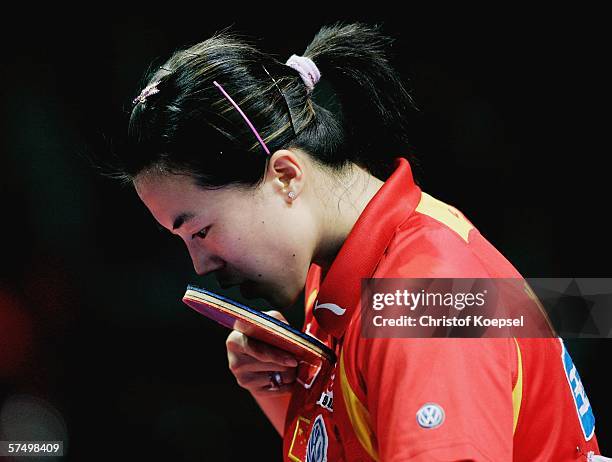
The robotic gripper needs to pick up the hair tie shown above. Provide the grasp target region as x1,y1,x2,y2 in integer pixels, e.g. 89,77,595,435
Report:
285,55,321,93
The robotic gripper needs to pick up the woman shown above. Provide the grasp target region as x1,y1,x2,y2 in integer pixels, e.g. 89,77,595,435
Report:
116,23,602,461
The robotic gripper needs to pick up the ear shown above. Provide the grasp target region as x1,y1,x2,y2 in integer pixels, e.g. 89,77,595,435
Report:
266,149,306,203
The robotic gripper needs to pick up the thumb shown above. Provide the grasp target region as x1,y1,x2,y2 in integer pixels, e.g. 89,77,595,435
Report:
263,310,289,324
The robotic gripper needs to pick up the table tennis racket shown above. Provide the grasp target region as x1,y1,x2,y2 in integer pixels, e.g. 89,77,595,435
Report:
182,285,336,366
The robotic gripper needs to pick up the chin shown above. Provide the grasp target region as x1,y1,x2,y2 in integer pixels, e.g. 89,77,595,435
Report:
243,281,301,309
260,292,283,309
268,288,301,310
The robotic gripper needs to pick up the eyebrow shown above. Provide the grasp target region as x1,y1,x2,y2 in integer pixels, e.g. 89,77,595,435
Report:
172,212,196,230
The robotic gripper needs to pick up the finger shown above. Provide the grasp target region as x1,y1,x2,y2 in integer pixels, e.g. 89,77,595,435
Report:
227,331,296,365
229,356,296,374
254,379,296,395
241,336,298,367
279,367,297,384
234,370,285,390
227,343,298,374
242,370,297,390
225,330,245,352
260,369,297,388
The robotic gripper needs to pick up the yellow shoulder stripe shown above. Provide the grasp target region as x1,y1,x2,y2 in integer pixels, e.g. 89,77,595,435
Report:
512,337,523,434
339,348,379,461
306,288,318,312
415,192,474,243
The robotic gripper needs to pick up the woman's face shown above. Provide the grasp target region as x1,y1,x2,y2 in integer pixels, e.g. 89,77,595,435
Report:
133,156,318,310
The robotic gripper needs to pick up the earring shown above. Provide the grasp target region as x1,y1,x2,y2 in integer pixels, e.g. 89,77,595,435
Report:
287,191,297,200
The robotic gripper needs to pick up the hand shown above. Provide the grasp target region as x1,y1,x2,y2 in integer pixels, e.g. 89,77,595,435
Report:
226,310,298,395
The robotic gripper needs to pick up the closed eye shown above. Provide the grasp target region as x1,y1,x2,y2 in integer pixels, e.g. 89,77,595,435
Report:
192,227,209,240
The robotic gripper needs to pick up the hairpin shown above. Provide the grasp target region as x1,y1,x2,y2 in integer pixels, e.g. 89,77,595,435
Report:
262,64,296,136
213,80,271,155
133,81,161,105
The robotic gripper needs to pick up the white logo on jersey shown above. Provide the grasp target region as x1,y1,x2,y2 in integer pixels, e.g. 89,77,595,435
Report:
314,300,346,316
306,414,328,462
416,403,445,429
317,389,334,412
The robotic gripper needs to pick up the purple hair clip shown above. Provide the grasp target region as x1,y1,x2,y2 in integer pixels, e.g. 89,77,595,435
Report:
133,81,161,105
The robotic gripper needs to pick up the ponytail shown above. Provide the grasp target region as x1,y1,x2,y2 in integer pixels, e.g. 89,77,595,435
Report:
303,22,420,180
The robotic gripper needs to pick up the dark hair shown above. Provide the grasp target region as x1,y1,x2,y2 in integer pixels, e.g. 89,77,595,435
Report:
113,22,420,189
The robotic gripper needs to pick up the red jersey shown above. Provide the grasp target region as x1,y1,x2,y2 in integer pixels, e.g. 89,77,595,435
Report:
282,157,601,461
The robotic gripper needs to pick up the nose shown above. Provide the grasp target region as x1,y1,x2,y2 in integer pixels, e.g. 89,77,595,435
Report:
186,242,224,277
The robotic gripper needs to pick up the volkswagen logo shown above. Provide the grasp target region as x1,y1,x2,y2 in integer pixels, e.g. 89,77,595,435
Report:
416,403,445,429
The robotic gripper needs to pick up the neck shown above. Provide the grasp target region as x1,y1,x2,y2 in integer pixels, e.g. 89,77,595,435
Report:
312,163,386,279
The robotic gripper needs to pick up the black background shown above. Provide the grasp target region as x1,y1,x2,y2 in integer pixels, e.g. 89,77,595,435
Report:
1,9,609,460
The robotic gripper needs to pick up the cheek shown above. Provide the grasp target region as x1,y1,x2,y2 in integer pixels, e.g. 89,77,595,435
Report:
211,220,263,265
217,221,283,270
256,216,312,270
217,202,311,273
